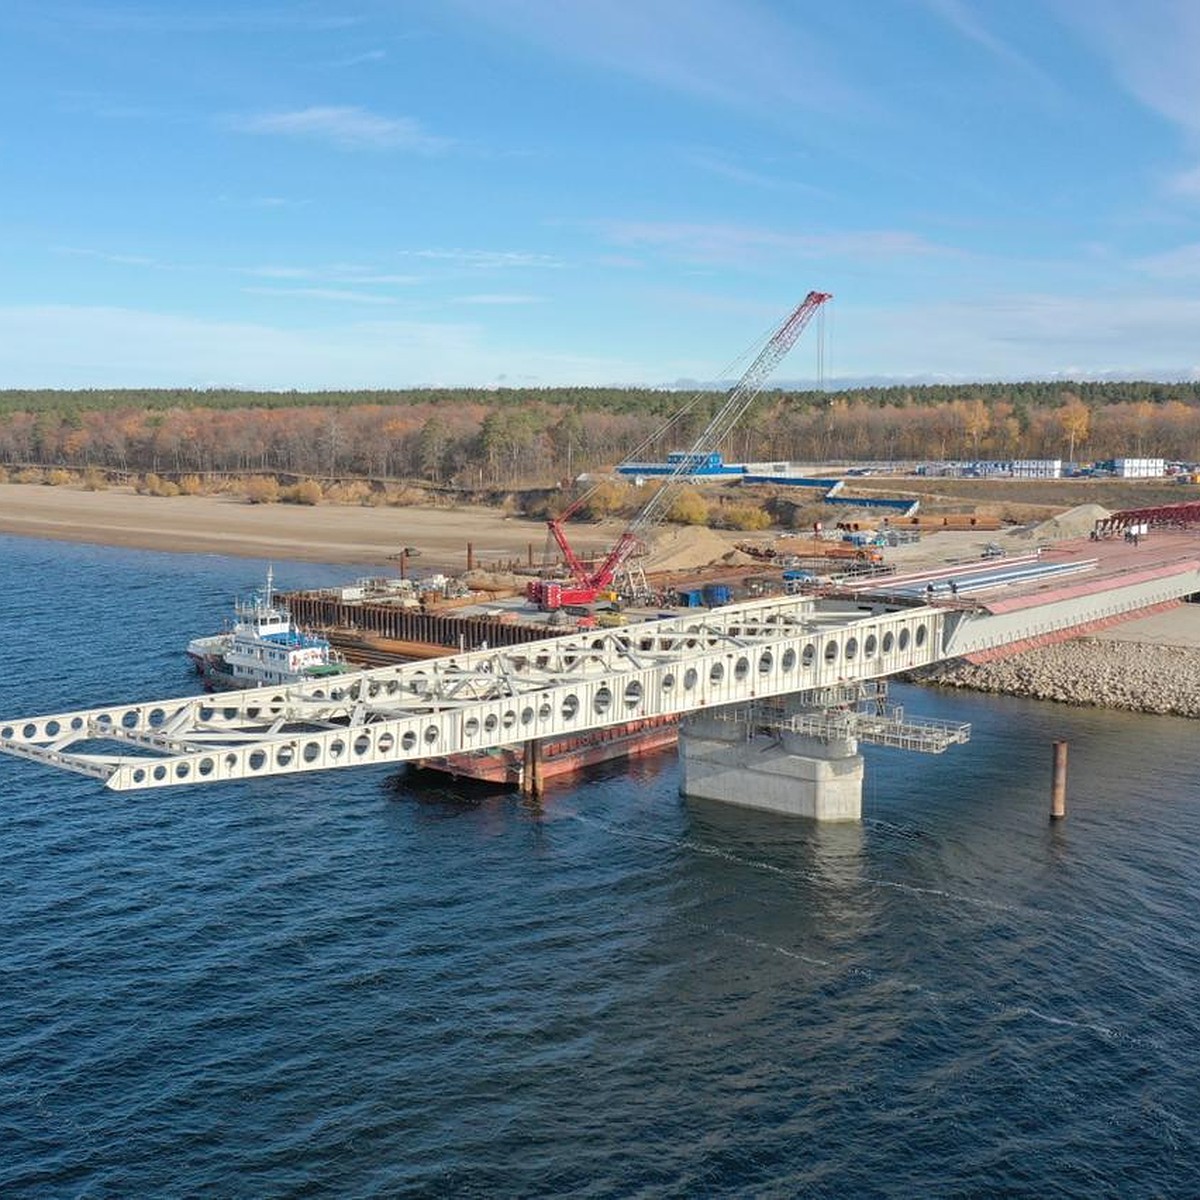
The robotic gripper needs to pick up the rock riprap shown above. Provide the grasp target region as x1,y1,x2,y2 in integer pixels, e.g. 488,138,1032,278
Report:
916,638,1200,717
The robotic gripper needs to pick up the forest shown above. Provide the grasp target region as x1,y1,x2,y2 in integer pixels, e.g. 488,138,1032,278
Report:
1,381,1199,489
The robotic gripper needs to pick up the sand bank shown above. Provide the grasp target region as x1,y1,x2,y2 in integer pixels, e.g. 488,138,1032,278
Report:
0,483,599,570
0,483,788,574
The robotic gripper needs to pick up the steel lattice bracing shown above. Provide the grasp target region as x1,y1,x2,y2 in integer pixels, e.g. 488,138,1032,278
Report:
4,548,1200,793
0,597,945,791
712,686,972,754
539,291,832,600
1093,502,1200,537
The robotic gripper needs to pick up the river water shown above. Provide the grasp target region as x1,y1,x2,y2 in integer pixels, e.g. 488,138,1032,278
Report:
1,536,1198,1197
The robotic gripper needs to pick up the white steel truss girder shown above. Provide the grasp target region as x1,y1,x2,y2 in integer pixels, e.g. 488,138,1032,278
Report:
0,596,946,790
939,565,1200,658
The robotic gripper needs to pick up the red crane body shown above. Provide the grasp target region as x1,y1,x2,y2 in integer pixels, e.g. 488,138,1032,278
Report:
528,291,832,610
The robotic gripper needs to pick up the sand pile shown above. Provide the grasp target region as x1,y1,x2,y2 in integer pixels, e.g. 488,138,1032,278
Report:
1023,503,1109,541
462,569,523,592
643,526,747,572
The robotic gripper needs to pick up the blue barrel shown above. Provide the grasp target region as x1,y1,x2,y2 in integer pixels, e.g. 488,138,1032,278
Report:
703,583,732,607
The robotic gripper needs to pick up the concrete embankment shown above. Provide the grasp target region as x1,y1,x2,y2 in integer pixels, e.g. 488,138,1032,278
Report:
914,605,1200,717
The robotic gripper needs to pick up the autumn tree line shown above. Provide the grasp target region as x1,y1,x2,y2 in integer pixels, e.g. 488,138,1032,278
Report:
1,382,1199,490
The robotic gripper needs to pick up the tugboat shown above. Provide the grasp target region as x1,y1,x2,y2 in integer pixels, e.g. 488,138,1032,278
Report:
186,567,355,691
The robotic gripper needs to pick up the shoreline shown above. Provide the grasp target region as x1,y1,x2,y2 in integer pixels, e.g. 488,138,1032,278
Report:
5,480,1199,718
0,481,588,571
913,620,1200,718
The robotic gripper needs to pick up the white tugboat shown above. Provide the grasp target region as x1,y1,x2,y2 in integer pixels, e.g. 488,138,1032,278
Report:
186,567,354,690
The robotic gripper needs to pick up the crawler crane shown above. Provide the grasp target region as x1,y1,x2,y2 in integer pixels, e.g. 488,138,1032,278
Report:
527,290,832,610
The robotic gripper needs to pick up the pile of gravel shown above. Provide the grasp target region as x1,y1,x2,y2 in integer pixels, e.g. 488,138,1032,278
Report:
462,569,524,592
918,638,1200,717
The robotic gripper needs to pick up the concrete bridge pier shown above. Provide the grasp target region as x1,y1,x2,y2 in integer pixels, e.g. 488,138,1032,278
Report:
678,712,864,822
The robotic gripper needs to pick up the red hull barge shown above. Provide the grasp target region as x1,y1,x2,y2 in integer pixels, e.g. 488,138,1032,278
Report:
416,716,679,787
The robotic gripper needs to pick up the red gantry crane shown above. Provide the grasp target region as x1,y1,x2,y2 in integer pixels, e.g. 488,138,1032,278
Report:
528,290,832,610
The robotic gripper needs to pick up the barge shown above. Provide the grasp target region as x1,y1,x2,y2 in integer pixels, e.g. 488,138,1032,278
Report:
413,715,679,788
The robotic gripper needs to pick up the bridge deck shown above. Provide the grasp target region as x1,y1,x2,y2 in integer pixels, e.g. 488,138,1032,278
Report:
3,532,1199,791
842,530,1200,610
0,597,949,790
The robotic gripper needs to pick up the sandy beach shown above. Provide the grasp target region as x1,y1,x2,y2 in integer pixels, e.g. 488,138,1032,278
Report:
0,481,1032,572
0,482,618,571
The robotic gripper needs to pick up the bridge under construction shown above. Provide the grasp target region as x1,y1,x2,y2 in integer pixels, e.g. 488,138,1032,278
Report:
2,525,1198,819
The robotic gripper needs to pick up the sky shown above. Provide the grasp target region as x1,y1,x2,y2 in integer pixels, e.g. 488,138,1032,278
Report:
3,0,1200,390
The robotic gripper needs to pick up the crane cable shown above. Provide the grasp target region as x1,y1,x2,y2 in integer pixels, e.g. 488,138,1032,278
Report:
557,312,790,523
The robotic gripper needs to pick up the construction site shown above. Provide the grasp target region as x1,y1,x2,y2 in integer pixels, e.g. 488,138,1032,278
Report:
6,286,1200,804
211,290,1196,790
273,466,1199,787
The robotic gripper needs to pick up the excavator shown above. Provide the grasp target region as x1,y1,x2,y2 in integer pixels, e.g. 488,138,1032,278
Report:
526,290,832,610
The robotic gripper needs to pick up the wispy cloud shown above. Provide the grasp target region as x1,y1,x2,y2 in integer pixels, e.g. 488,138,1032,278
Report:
680,150,826,194
241,286,401,305
1166,165,1200,198
980,291,1200,359
241,265,421,286
215,194,311,210
4,296,1199,389
53,245,159,267
1134,242,1200,278
229,106,450,152
850,290,1200,379
594,221,946,264
452,293,543,305
397,248,564,269
242,266,311,280
0,305,655,389
73,9,361,34
48,250,423,289
1055,0,1200,135
923,0,1064,99
325,49,387,69
450,0,862,118
340,272,422,286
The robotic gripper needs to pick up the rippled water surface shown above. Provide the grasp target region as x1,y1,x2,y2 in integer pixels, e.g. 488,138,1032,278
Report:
2,536,1199,1196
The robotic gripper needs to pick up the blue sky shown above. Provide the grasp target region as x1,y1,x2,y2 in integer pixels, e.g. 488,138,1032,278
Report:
3,0,1200,390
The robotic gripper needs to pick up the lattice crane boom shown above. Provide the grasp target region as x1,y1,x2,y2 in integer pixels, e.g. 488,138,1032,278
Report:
623,290,831,540
529,290,832,609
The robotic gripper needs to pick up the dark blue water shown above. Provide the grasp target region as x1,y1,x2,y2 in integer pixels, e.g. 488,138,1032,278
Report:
2,536,1198,1197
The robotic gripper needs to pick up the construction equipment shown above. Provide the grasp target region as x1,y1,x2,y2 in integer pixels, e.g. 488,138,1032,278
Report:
527,290,833,609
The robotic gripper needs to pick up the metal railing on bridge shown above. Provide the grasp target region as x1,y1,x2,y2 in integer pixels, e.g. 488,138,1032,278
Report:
708,683,971,754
